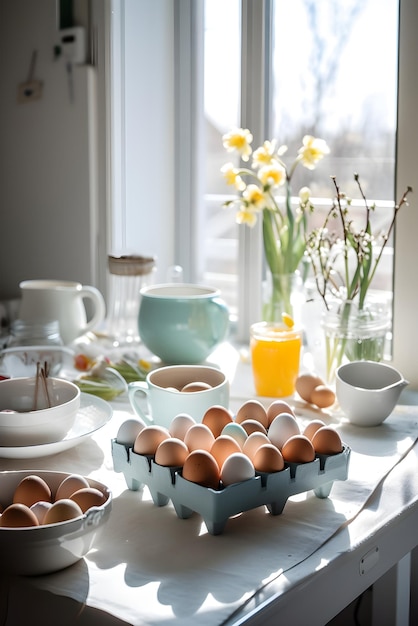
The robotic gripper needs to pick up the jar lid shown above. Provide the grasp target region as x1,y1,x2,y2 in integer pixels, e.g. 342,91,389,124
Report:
108,254,157,276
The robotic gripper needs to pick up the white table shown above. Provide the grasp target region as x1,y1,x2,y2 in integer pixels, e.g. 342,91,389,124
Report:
1,344,418,626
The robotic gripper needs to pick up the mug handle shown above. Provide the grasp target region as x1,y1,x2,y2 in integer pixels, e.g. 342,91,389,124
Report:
79,286,106,337
209,297,230,341
128,381,154,426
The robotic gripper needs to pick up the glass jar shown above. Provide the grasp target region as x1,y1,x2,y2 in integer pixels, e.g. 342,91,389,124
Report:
7,319,63,348
106,254,157,347
322,299,391,384
2,319,64,377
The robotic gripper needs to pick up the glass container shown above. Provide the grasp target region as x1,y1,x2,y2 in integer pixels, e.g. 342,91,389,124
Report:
106,254,157,347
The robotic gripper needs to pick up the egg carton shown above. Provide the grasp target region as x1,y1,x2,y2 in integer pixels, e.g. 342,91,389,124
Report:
112,440,351,535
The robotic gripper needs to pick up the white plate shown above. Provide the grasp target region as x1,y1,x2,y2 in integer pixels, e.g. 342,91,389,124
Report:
0,393,112,459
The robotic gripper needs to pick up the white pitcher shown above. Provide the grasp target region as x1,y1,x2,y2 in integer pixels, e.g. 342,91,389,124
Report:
19,279,106,345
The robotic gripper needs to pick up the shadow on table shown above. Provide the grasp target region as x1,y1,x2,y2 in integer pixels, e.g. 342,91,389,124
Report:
87,486,349,622
0,567,131,626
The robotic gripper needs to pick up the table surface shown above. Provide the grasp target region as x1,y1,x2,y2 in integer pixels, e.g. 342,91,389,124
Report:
1,342,418,626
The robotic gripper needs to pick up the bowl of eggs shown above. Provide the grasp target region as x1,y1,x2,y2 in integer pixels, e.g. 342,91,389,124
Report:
112,399,349,535
0,470,111,575
0,376,80,446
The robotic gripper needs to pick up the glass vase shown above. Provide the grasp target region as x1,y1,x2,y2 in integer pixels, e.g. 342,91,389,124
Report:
262,271,304,325
322,299,391,384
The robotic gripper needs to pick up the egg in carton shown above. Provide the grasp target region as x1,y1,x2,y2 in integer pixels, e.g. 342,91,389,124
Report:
111,436,350,536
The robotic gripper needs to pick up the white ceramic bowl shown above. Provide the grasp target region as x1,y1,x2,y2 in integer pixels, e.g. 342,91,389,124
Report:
0,377,80,446
0,470,111,575
335,360,408,427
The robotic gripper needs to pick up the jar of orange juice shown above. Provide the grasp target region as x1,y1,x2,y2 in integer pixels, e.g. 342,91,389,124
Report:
250,321,302,397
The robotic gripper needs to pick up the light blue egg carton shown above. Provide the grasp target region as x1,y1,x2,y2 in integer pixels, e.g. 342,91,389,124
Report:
111,440,351,535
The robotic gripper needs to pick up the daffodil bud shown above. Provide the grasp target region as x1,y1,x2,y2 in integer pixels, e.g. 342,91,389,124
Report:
299,186,311,204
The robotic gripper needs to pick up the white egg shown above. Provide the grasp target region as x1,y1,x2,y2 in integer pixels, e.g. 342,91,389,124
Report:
221,422,248,449
221,452,255,486
169,413,196,440
268,412,300,449
116,418,147,447
30,500,52,525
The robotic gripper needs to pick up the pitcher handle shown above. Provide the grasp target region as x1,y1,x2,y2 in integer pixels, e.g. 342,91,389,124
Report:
79,286,106,336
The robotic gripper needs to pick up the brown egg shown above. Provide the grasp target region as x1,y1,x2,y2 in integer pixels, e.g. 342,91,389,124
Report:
210,435,241,469
181,381,212,392
133,425,170,456
184,423,215,452
266,400,295,426
310,385,336,409
182,450,220,489
55,474,90,501
295,373,324,403
154,437,189,467
281,435,315,463
13,475,52,507
0,503,39,528
69,487,107,513
202,405,233,438
242,431,270,460
253,444,285,473
312,427,343,455
240,419,268,436
235,400,268,428
44,499,83,524
303,419,326,441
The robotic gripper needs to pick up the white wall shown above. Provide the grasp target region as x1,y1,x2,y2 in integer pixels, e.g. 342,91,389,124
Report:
0,0,107,299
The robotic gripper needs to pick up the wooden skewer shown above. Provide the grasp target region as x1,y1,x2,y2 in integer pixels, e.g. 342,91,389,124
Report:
33,361,52,410
33,362,40,410
43,361,51,407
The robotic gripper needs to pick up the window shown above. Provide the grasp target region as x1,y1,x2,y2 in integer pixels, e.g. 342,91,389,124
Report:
109,0,418,387
202,0,399,331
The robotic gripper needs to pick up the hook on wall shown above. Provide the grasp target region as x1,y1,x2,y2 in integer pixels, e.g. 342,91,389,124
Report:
17,50,43,104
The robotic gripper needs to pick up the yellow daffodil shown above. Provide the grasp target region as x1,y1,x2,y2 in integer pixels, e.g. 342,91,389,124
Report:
236,207,258,227
221,162,246,191
243,184,266,210
257,163,286,188
252,140,277,168
222,127,253,162
298,135,330,170
221,126,330,322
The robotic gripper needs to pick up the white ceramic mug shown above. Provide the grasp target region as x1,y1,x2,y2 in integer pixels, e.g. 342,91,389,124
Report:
19,280,106,345
128,365,230,429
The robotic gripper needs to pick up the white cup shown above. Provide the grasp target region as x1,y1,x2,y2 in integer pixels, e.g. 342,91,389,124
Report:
19,280,106,345
128,365,230,429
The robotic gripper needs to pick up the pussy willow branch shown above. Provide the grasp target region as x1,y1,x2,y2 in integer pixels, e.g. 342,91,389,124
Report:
363,184,413,291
